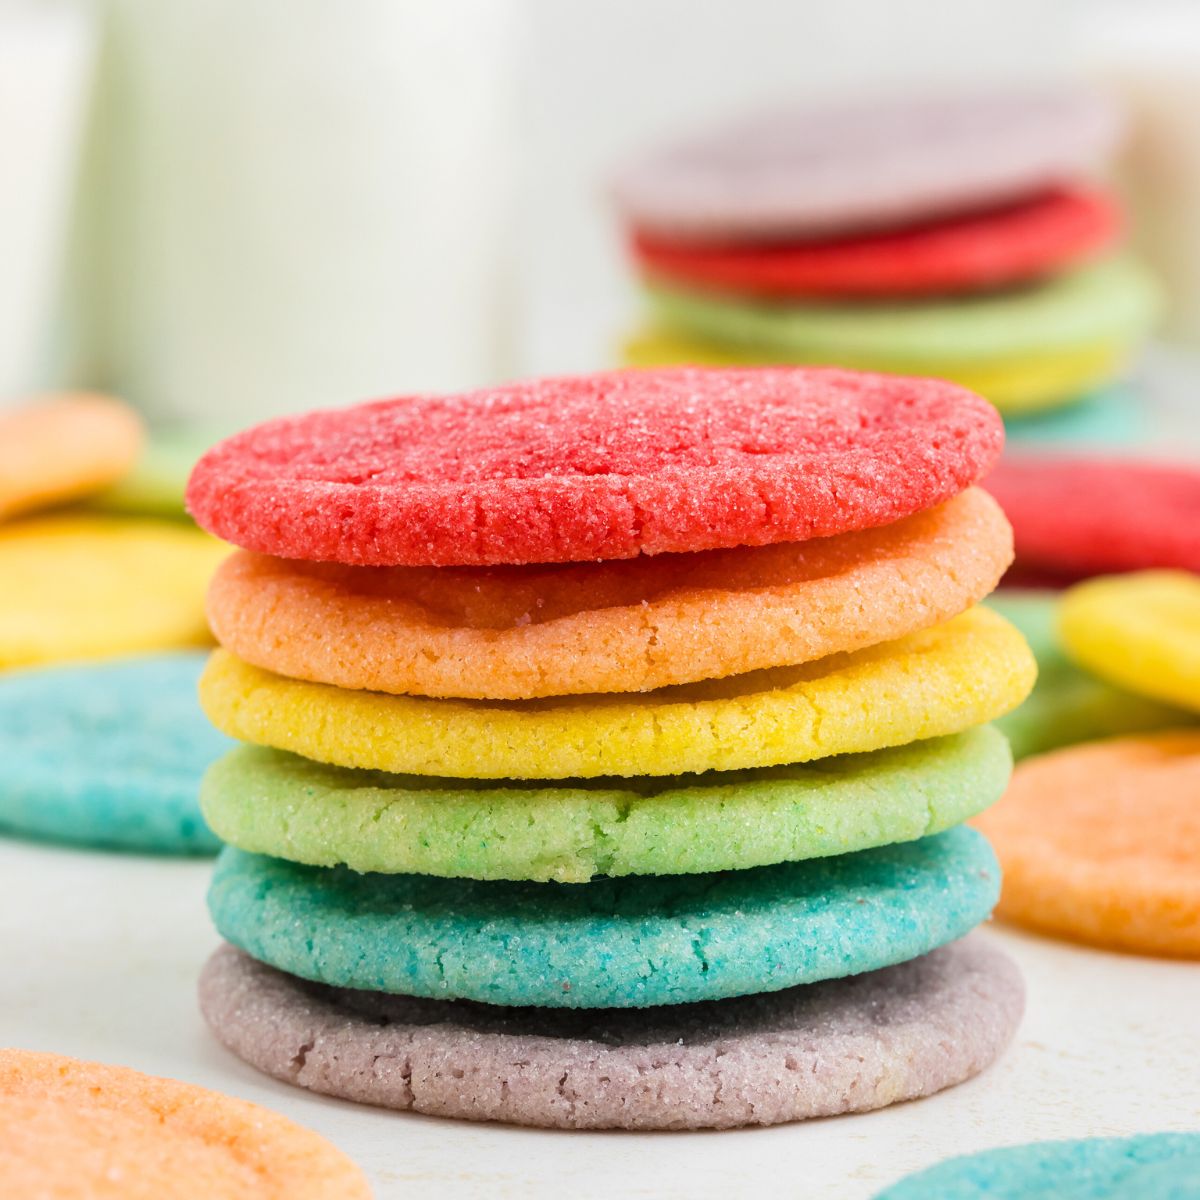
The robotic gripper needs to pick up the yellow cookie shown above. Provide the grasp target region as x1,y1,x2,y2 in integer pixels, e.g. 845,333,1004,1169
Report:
207,487,1012,699
1060,571,1200,713
0,393,144,521
0,515,228,668
623,330,1128,417
0,1049,370,1199
200,606,1035,779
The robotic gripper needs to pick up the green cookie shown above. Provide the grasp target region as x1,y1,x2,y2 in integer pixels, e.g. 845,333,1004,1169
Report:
986,591,1193,760
201,726,1010,883
647,256,1158,364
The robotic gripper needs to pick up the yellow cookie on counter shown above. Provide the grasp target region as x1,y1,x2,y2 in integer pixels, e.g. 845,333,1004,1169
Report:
199,606,1035,779
0,515,228,668
1060,571,1200,713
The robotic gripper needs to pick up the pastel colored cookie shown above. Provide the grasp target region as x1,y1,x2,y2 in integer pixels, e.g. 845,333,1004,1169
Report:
209,825,1000,1008
200,936,1022,1131
1060,572,1200,712
613,87,1119,240
199,606,1035,779
987,590,1192,760
0,515,228,669
207,486,1012,700
0,1049,370,1199
874,1133,1200,1199
186,367,1002,568
985,459,1200,576
1004,386,1145,448
0,393,143,520
633,187,1119,300
201,726,1011,883
623,330,1128,416
0,654,233,853
90,426,222,518
645,258,1158,372
975,732,1200,956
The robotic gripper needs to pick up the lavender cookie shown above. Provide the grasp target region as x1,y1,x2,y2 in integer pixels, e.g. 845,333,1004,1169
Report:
200,936,1022,1131
613,88,1120,241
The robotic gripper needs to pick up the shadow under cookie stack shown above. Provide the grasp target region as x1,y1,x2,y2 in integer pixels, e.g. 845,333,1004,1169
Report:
188,367,1035,1131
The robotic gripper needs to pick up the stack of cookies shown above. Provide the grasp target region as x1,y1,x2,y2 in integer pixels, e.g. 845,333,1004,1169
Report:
614,88,1159,438
188,368,1036,1130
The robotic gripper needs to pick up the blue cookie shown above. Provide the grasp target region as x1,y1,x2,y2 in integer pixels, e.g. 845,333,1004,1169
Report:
209,825,1000,1009
0,654,234,854
1004,386,1145,449
874,1133,1200,1198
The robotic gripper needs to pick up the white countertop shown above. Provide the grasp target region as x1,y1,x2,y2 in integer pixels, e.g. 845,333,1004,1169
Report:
3,836,1198,1200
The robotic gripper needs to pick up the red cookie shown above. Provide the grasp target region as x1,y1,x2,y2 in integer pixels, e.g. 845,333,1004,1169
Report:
186,368,1003,567
632,188,1119,300
986,457,1200,577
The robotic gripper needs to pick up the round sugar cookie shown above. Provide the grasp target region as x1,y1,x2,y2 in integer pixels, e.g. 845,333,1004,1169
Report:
613,87,1119,241
201,936,1022,1131
0,1049,370,1200
632,187,1120,300
0,516,228,669
874,1133,1200,1199
0,654,234,853
199,605,1035,779
0,394,144,521
1060,572,1200,712
986,459,1200,576
645,258,1158,371
975,732,1200,956
201,726,1011,883
1004,386,1145,449
209,825,1000,1008
623,330,1129,416
186,368,1002,568
987,591,1192,760
208,487,1012,700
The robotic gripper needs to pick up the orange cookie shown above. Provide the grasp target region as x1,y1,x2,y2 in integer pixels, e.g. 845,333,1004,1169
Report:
975,732,1200,957
208,486,1011,699
0,1049,370,1199
0,394,144,521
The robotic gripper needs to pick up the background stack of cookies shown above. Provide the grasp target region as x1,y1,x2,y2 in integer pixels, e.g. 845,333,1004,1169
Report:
187,367,1035,1130
615,88,1160,446
0,394,230,854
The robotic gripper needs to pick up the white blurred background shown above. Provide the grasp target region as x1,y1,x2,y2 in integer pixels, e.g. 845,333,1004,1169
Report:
2,0,1199,421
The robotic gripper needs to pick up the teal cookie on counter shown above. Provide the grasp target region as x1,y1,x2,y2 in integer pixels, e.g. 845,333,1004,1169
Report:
0,654,234,853
874,1132,1200,1199
209,825,1000,1009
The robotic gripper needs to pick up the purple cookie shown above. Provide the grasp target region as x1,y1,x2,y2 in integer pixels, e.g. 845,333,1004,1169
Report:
613,88,1121,242
199,937,1023,1131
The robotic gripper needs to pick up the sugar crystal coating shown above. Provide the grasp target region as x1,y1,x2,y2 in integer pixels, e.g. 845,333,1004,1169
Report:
200,937,1023,1131
186,367,1002,567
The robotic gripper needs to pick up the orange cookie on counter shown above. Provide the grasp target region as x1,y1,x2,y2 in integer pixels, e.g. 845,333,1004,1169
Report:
0,394,144,521
207,486,1011,699
0,1049,370,1199
975,732,1200,957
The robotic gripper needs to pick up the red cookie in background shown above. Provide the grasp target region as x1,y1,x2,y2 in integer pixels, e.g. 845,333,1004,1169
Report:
186,368,1003,568
986,457,1200,579
632,188,1119,301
